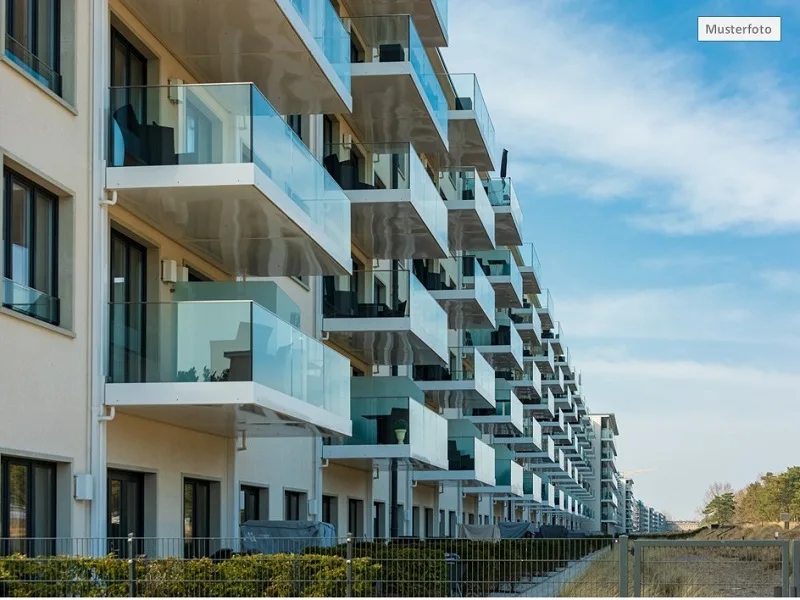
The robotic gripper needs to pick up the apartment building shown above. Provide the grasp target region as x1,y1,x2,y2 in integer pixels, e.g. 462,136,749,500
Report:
0,0,613,550
584,413,623,534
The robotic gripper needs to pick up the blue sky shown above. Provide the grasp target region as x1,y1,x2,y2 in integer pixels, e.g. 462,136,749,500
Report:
443,0,800,520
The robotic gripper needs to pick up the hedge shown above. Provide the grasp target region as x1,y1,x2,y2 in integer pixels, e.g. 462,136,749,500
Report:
0,554,381,598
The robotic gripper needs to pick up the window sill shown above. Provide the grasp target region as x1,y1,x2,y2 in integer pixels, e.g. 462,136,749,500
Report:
1,56,77,116
0,305,75,338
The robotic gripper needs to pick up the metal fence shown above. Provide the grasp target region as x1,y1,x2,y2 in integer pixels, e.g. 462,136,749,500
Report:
2,535,800,597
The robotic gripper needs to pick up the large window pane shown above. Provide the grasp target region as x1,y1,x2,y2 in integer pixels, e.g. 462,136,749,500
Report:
8,463,28,539
8,0,32,47
8,180,30,286
33,190,55,296
35,0,56,68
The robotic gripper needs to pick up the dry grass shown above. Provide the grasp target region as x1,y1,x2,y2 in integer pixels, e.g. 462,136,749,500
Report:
559,547,714,597
693,523,800,541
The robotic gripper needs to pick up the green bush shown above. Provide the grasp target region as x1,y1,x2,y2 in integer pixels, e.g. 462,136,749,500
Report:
0,554,380,598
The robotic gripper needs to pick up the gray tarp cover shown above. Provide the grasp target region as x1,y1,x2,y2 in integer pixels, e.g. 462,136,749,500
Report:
240,521,337,555
538,524,570,539
498,521,536,538
457,524,500,540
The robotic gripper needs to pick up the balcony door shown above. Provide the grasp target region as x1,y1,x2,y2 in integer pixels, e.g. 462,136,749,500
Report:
107,470,144,557
109,230,147,383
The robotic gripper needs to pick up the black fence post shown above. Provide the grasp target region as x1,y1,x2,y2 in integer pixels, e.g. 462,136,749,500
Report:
127,533,136,598
346,532,353,598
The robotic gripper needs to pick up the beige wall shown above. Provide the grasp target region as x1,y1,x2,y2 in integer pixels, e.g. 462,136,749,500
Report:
0,0,92,538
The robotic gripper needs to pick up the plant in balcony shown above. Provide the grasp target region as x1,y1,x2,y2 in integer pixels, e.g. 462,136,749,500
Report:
394,419,408,444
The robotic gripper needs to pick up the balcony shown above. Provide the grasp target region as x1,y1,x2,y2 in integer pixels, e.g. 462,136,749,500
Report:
495,415,543,453
514,243,542,296
347,15,448,154
464,321,523,370
343,0,449,46
472,250,523,308
465,389,523,436
415,257,495,329
414,427,496,487
523,472,543,503
542,321,564,356
508,302,542,346
537,290,555,331
467,449,523,497
326,143,448,259
552,389,572,410
323,377,448,470
413,348,495,410
523,388,555,419
117,0,351,114
531,342,556,375
495,363,542,402
438,168,495,251
542,369,565,395
322,269,448,366
108,84,351,277
483,177,523,246
105,285,351,438
445,74,497,172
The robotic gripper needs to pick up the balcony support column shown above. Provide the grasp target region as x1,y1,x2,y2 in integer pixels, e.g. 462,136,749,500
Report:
226,437,240,550
405,470,413,536
456,484,464,531
390,458,400,538
311,436,324,522
433,486,441,537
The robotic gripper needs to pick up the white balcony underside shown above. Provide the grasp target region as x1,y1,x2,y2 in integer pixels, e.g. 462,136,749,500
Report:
351,64,448,154
428,290,495,329
322,445,447,471
413,470,495,487
344,0,448,46
467,417,523,437
446,202,495,251
493,208,523,246
487,278,523,308
323,318,448,367
515,324,541,346
347,190,448,259
463,485,522,497
507,381,542,401
520,267,541,295
471,345,522,370
106,164,350,276
118,0,351,115
444,113,496,172
416,382,495,410
104,381,352,438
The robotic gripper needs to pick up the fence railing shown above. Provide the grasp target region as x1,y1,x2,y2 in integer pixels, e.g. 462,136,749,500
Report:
2,535,800,597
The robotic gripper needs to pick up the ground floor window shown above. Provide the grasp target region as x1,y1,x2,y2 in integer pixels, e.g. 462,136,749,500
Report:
108,470,144,556
284,490,306,521
184,478,211,558
348,499,363,538
1,457,56,555
240,485,261,524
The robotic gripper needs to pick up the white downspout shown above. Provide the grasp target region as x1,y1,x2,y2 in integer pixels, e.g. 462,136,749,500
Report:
89,0,110,550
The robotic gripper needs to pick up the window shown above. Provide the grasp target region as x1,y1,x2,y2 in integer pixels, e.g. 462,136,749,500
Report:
424,508,433,538
5,0,61,95
108,230,147,383
438,509,445,537
186,267,210,283
373,502,385,539
348,499,363,538
285,491,305,521
183,479,211,558
240,486,261,524
2,168,59,325
322,116,334,160
448,511,456,538
411,506,420,537
108,470,144,557
1,457,56,556
287,115,302,140
322,495,337,531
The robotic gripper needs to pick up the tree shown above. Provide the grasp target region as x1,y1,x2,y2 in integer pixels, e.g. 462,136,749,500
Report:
703,492,736,525
704,482,733,506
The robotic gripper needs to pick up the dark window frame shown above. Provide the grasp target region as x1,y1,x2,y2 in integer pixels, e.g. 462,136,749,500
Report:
107,469,145,556
240,485,261,524
5,0,62,95
1,456,57,555
183,478,212,558
2,167,60,325
284,490,303,521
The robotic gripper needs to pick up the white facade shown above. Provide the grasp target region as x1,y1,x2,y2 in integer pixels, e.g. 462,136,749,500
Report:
0,0,623,549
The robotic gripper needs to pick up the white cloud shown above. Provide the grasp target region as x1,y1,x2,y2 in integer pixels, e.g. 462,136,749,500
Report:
760,269,800,293
556,284,752,342
580,357,800,519
443,1,800,234
638,254,739,270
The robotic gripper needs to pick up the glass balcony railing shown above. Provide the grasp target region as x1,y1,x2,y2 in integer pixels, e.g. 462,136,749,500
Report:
107,300,349,419
327,396,446,466
523,416,543,448
433,0,449,35
542,321,563,342
438,168,494,228
464,323,523,361
2,277,60,326
108,84,351,265
448,436,494,481
414,346,494,402
323,269,447,355
449,74,496,162
347,15,448,136
538,289,555,320
518,243,542,278
290,0,352,93
495,459,523,495
508,303,542,333
415,256,493,308
472,249,523,300
325,143,447,252
484,177,522,224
